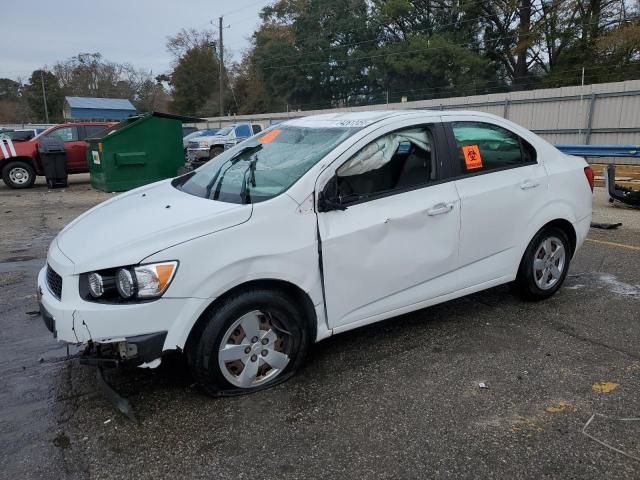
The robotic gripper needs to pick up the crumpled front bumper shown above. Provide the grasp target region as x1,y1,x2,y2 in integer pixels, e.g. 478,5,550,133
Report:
186,147,210,160
37,240,205,367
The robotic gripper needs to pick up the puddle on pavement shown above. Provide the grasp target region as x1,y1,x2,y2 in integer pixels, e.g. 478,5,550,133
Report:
565,272,640,299
0,258,45,273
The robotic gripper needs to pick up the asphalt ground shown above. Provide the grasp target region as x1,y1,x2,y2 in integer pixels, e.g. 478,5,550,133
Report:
0,175,638,479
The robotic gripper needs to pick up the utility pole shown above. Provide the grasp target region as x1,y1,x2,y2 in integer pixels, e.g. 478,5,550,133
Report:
219,16,224,117
40,71,49,123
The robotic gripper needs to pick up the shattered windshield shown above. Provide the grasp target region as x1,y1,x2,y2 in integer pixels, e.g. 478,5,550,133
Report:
174,124,362,204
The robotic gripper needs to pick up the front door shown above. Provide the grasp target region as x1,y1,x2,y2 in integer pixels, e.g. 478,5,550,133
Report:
317,121,461,330
46,126,84,172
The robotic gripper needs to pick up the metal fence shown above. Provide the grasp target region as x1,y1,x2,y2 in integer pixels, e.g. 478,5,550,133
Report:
196,79,640,165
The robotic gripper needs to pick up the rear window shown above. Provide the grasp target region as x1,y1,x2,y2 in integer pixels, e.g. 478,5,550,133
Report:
451,122,537,174
85,125,109,139
235,125,252,137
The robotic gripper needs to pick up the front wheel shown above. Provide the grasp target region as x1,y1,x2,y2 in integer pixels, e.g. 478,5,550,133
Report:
2,161,36,189
188,289,309,396
513,226,571,300
209,146,224,159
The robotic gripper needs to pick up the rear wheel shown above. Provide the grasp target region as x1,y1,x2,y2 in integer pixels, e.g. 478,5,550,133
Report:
188,289,309,396
514,226,571,300
2,161,36,189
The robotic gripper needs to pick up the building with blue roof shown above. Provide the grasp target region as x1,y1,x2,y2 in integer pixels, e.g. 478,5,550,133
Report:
63,96,137,121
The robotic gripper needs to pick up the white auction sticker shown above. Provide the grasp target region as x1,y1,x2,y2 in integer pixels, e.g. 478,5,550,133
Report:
92,151,100,164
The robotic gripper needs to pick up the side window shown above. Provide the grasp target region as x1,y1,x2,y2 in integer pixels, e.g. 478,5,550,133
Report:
47,126,78,142
235,125,252,138
252,124,262,134
85,125,108,139
331,127,437,203
451,122,536,174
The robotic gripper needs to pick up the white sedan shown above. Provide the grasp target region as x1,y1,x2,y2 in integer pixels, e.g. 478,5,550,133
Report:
38,110,593,395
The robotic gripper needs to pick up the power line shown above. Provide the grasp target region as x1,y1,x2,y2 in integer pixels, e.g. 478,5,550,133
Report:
258,16,640,69
288,0,630,46
221,0,273,18
257,16,640,71
280,64,640,111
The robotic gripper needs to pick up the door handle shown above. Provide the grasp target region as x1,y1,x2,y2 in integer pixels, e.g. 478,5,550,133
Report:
427,203,454,216
520,179,540,190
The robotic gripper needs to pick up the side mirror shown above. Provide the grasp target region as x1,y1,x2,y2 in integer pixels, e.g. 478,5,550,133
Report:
317,190,347,212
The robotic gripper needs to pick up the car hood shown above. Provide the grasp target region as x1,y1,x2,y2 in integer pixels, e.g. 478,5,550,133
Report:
0,137,37,161
56,180,252,273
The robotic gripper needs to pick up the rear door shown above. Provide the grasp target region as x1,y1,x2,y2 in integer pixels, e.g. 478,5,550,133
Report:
443,116,548,288
316,118,461,330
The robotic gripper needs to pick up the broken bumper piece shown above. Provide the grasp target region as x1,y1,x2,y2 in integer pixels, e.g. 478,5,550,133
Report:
37,258,203,363
80,331,168,368
605,164,640,207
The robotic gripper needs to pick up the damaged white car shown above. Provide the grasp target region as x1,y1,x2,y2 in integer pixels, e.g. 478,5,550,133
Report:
38,110,593,395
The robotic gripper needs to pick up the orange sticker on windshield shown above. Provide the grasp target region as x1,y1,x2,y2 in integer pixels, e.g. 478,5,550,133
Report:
259,129,281,144
462,145,483,170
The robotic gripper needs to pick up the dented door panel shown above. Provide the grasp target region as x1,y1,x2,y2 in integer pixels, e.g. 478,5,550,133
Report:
319,183,460,329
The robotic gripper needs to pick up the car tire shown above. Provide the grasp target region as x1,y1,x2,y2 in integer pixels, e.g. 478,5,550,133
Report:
209,146,224,159
188,289,309,396
514,226,571,301
2,161,36,189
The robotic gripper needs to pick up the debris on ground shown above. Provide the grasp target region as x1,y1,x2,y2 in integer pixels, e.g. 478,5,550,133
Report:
545,401,573,413
582,413,640,461
592,382,620,393
590,222,622,229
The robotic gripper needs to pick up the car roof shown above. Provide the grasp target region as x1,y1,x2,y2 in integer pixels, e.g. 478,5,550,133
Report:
296,109,503,121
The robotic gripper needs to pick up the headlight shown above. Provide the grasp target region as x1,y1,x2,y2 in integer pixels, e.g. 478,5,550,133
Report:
200,140,209,147
116,268,135,299
87,272,104,298
82,261,178,302
132,262,177,298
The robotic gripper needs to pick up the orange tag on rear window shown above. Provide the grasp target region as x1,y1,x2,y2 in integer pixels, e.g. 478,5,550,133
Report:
462,145,483,170
259,129,281,144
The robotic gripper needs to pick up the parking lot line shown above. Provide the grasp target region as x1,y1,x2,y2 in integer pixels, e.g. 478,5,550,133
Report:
586,238,640,251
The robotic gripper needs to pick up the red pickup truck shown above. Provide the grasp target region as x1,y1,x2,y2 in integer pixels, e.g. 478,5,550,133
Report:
0,122,112,189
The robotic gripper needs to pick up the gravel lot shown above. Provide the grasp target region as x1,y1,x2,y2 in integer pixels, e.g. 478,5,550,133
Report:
1,174,638,479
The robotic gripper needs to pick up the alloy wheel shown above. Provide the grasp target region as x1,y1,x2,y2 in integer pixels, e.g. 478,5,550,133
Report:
532,236,566,290
218,310,291,388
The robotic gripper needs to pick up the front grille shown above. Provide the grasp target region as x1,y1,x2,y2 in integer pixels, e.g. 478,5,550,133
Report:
46,265,63,300
188,141,200,149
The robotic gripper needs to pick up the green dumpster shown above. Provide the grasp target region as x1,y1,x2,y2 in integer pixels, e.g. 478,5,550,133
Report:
87,112,203,192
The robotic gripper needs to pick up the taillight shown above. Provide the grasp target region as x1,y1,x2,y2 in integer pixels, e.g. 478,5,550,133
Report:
584,166,594,192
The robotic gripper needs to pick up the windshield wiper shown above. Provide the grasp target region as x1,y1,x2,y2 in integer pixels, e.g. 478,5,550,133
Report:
232,143,262,160
204,144,263,200
239,157,258,204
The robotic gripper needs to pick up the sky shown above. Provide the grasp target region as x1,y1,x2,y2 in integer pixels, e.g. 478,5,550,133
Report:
0,0,271,82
